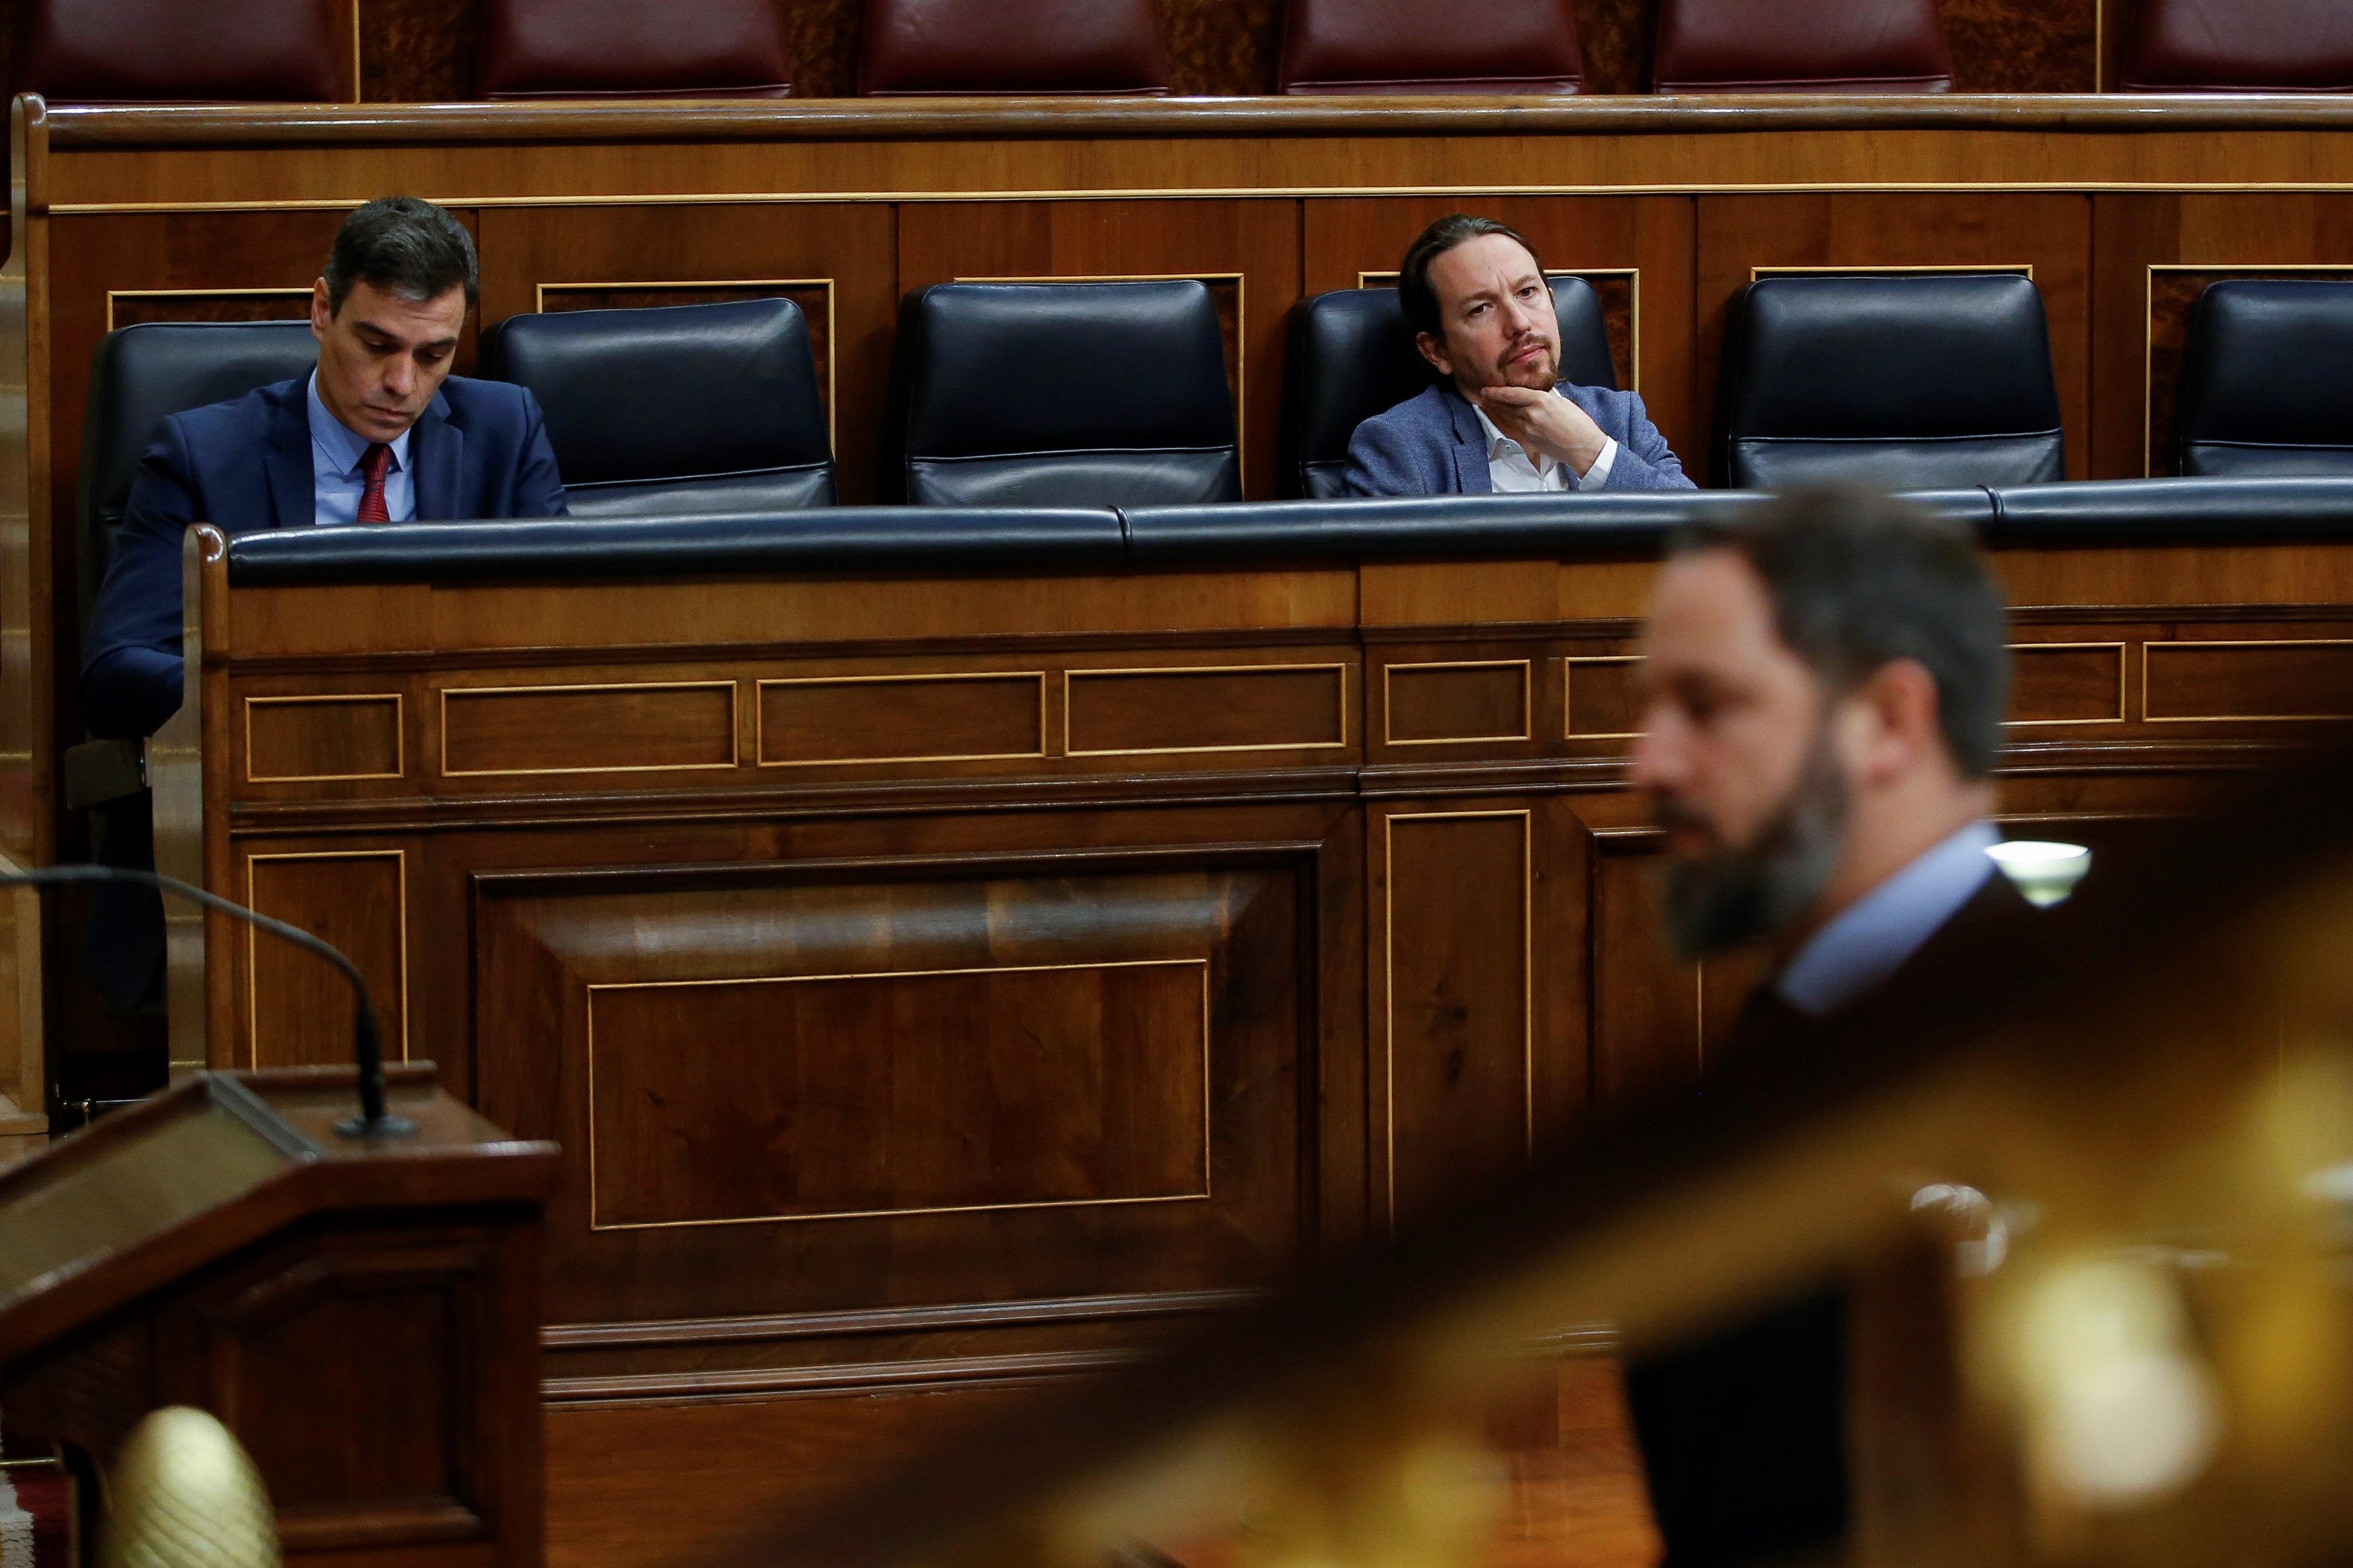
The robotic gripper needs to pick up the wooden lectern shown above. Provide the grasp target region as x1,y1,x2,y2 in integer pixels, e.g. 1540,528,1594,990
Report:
0,1064,557,1566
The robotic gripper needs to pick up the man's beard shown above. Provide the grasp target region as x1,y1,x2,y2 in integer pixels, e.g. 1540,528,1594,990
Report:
1658,724,1850,961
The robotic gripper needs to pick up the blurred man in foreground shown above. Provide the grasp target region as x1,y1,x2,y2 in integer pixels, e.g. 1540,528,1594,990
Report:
1623,486,2032,1566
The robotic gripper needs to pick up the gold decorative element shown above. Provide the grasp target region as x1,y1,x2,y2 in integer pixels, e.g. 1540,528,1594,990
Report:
1749,263,2034,280
104,288,312,333
242,849,408,1069
2142,264,2353,476
437,679,742,777
1381,660,1533,747
1359,268,1642,393
533,279,839,450
102,1406,279,1568
2006,641,2128,727
1063,663,1350,757
753,671,1049,767
583,958,1214,1231
241,693,405,783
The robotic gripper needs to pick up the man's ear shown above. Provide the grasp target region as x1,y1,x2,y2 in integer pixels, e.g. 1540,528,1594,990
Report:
1851,658,1943,784
1414,330,1453,379
309,278,333,343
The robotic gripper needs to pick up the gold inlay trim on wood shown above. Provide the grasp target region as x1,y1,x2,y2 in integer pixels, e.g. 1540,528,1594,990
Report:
104,286,312,332
533,278,839,451
1564,654,1644,740
1381,659,1534,747
437,680,742,777
2142,637,2353,723
242,692,405,783
1358,268,1641,394
242,848,408,1071
753,670,1049,767
1062,663,1351,757
583,957,1214,1231
2005,641,2128,727
1749,263,2035,280
2142,263,2353,477
1381,809,1535,1231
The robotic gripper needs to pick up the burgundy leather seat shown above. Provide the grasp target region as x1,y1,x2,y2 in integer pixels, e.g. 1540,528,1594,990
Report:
1278,0,1583,95
859,0,1170,95
478,0,795,98
15,0,341,102
1654,0,1954,92
2118,0,2353,91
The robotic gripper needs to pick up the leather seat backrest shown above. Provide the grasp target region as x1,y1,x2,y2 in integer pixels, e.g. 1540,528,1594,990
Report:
1716,272,2064,490
1654,0,1953,92
2120,0,2353,91
2177,279,2353,477
18,0,342,101
887,281,1239,508
480,297,835,514
859,0,1171,95
1282,278,1616,499
1279,0,1583,94
78,319,319,624
476,0,795,98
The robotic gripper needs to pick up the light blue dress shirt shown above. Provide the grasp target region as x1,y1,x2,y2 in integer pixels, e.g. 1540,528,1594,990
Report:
306,370,416,526
1777,819,2001,1019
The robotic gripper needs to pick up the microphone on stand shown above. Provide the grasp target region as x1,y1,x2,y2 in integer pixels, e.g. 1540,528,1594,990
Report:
0,863,413,1138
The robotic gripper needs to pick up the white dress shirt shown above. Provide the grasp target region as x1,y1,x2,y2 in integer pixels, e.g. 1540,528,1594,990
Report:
307,370,416,526
1777,820,2002,1019
1471,389,1618,493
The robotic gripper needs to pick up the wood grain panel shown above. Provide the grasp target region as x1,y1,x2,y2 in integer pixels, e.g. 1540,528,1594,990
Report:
106,289,312,330
757,673,1044,766
1566,657,1644,739
472,203,894,501
1593,838,1698,1108
1944,0,2098,91
1694,194,2092,483
439,682,737,776
1385,661,1531,746
586,959,1209,1228
1384,810,1530,1226
1305,198,1697,465
2144,640,2353,721
244,851,406,1070
2008,643,2124,726
245,694,403,783
896,201,1300,500
1066,665,1346,755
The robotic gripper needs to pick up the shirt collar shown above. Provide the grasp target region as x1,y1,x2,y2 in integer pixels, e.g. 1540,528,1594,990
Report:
1468,385,1563,462
1777,820,2002,1019
306,369,412,477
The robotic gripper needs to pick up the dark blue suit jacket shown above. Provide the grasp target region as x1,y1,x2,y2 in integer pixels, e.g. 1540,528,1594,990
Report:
82,373,568,740
77,372,564,1012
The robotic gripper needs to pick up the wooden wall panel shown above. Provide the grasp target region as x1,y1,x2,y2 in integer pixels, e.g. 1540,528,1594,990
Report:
242,848,408,1071
2089,195,2353,478
1304,197,1699,476
1694,193,2094,484
472,203,895,503
895,201,1301,501
1946,0,2098,92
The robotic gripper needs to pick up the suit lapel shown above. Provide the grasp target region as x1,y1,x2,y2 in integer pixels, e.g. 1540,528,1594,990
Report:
262,381,314,531
1440,388,1492,494
409,392,462,520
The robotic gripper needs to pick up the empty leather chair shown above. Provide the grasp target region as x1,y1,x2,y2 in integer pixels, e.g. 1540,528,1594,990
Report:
1715,273,2064,490
480,297,834,513
477,0,795,98
886,281,1237,507
1278,0,1583,94
2175,280,2353,476
74,319,321,1013
1654,0,1953,91
1281,278,1616,499
16,0,342,102
859,0,1170,94
2118,0,2353,91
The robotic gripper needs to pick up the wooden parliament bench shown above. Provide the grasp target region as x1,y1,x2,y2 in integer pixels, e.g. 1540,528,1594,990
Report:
143,477,2353,1564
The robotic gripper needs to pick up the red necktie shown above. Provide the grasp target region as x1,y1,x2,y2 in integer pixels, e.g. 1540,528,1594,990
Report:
356,442,393,524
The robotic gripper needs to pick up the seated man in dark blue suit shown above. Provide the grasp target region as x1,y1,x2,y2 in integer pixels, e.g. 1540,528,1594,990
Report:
1344,214,1694,497
80,195,566,1008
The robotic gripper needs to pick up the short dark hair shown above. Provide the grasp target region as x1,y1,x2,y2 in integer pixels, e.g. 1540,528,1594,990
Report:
1673,486,2011,778
1397,213,1544,340
323,196,479,317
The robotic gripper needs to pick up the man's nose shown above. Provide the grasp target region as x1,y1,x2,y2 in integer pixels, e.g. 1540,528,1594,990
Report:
383,356,416,397
1498,294,1530,334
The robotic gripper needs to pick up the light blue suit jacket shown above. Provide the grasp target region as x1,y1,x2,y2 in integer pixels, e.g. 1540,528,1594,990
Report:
1343,380,1694,497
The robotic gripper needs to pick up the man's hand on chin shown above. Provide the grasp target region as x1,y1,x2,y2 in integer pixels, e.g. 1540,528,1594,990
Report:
1474,385,1609,476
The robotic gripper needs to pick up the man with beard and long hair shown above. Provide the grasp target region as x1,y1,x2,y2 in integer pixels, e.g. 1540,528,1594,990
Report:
1620,485,2035,1567
1343,214,1694,497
